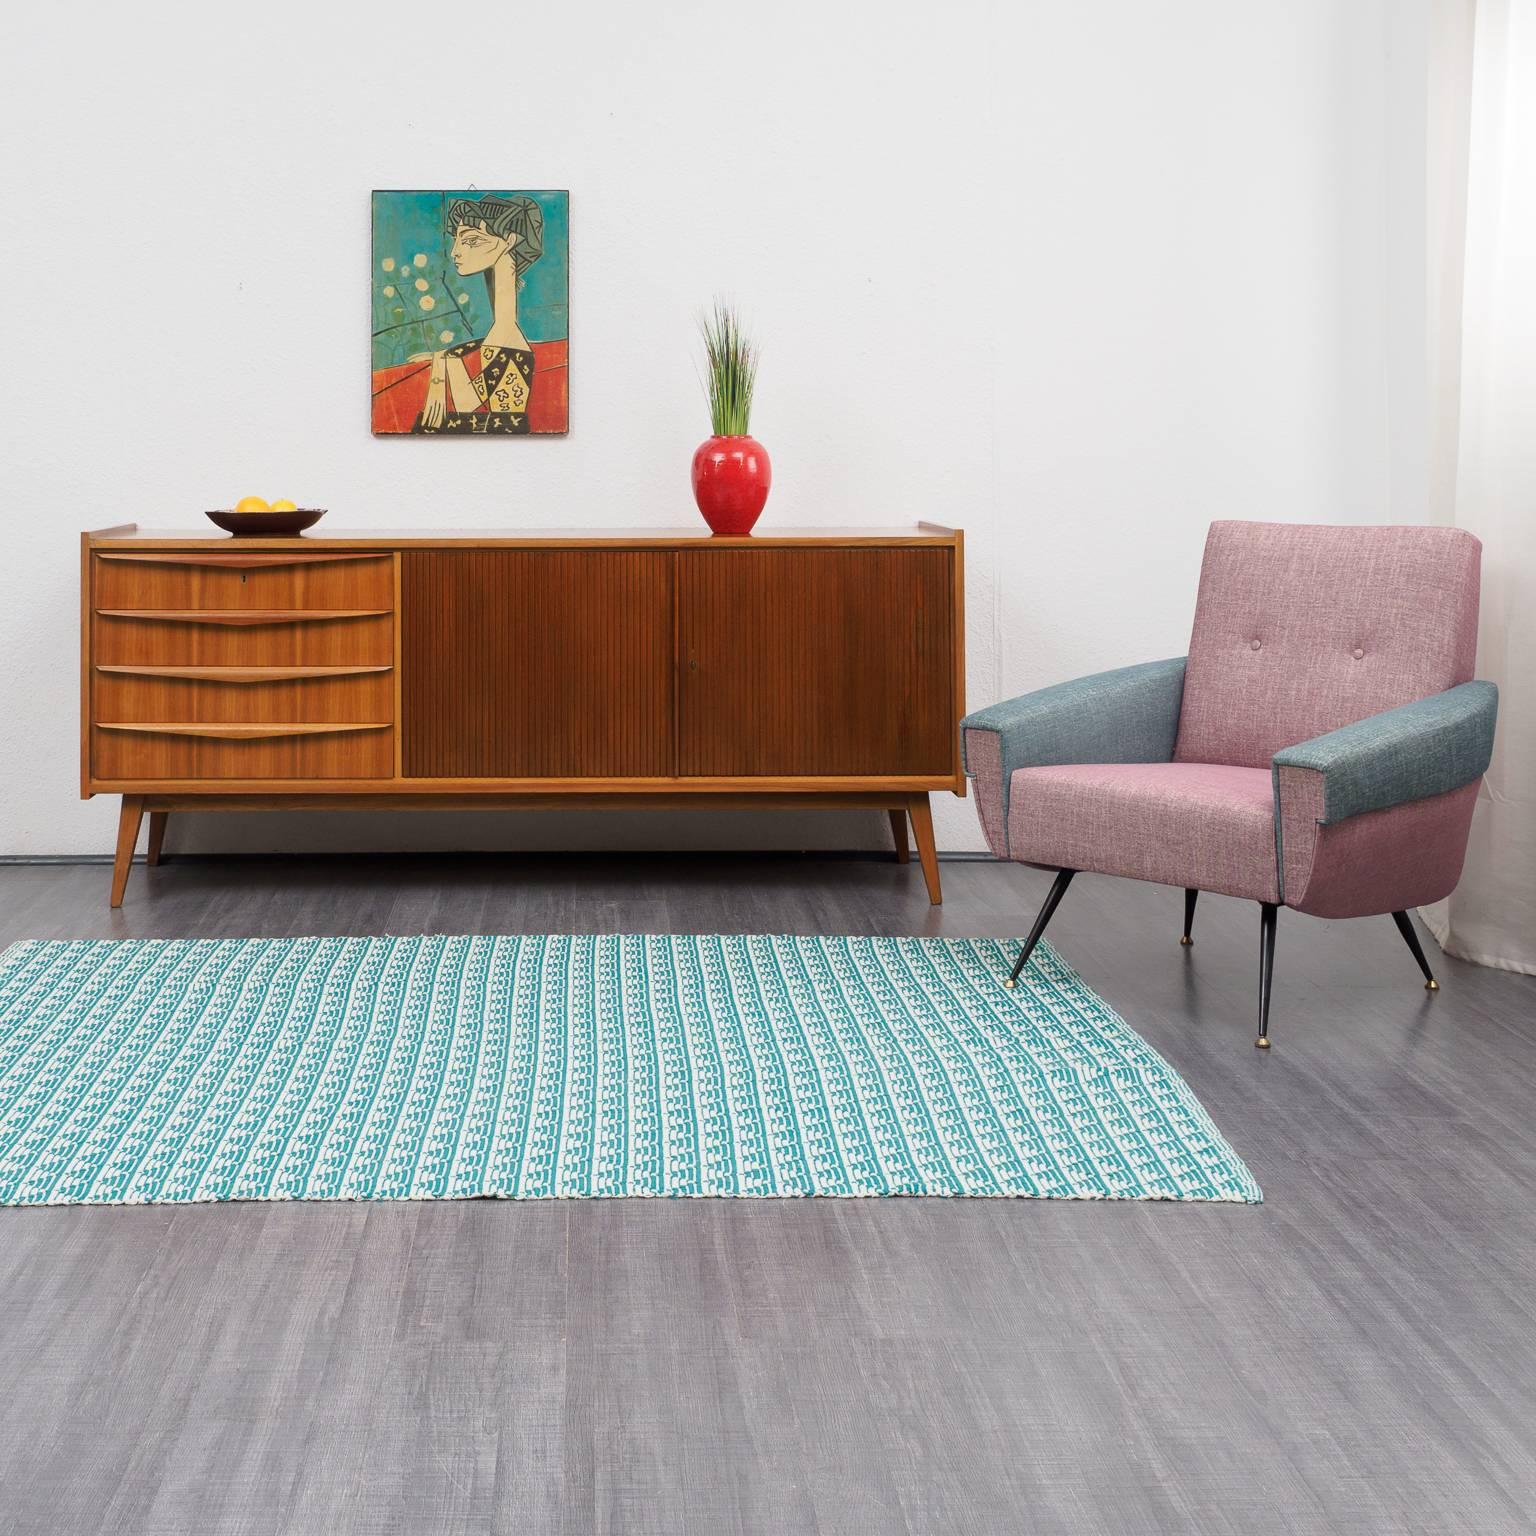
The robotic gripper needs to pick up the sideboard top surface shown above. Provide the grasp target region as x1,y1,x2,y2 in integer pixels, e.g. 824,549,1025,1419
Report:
86,523,961,550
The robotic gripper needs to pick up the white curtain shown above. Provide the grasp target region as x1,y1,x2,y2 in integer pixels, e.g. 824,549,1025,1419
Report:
1422,0,1536,973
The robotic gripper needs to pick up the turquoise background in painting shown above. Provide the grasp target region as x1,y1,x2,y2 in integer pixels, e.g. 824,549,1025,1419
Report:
371,190,568,370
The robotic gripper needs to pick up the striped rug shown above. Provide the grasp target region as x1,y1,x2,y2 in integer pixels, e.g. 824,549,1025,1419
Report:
0,934,1259,1206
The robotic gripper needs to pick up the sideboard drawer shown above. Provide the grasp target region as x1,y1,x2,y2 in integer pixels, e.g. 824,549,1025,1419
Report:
93,611,395,668
93,552,394,612
94,668,393,726
91,723,393,782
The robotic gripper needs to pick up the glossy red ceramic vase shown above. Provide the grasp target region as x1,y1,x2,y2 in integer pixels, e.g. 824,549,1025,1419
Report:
691,435,771,536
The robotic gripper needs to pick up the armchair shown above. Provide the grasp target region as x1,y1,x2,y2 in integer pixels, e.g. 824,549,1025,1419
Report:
962,521,1497,1047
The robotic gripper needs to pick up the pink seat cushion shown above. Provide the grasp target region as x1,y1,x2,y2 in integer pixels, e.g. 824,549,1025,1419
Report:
1174,521,1482,768
1007,762,1280,902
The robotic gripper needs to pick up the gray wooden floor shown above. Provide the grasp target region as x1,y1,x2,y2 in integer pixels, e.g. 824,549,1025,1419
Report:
1,854,1533,1535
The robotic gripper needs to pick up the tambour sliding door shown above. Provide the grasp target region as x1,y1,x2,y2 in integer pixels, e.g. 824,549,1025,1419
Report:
676,547,955,777
400,549,674,778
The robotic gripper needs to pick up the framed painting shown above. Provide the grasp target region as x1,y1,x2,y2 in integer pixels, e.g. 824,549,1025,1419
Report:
371,189,569,435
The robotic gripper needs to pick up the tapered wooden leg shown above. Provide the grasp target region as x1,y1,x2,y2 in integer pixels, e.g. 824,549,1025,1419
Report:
146,812,168,867
110,796,145,909
887,807,911,864
907,794,941,905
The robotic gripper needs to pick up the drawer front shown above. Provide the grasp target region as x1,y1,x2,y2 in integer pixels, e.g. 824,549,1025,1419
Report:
93,552,394,611
91,724,393,782
94,669,392,726
93,612,395,668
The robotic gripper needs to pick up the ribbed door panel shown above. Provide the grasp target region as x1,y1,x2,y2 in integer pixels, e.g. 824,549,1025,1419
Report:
678,548,954,776
401,550,673,778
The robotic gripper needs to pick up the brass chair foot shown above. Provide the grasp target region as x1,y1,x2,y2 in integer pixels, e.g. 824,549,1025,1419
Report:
1003,978,1017,990
1425,977,1440,991
1179,935,1193,947
1254,1035,1271,1050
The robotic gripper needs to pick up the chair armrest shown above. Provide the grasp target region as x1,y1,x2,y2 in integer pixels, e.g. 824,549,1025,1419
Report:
960,658,1186,857
1271,681,1498,824
958,654,1185,774
960,658,1187,775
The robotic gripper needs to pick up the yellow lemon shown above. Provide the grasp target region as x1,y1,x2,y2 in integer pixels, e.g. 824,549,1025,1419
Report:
269,499,298,512
234,495,270,513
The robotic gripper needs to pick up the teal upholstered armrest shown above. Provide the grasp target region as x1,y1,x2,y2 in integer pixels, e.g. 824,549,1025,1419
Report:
960,659,1187,856
961,657,1187,775
1271,681,1498,824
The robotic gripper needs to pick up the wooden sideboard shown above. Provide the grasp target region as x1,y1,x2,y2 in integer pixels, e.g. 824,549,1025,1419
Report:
82,525,965,906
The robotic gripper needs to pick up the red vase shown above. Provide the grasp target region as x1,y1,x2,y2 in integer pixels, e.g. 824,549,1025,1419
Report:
691,435,771,536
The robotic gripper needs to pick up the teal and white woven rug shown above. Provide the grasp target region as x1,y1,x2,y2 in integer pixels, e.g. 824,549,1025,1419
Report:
0,934,1259,1206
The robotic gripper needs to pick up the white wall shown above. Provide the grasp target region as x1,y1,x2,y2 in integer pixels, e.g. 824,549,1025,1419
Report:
0,0,1428,858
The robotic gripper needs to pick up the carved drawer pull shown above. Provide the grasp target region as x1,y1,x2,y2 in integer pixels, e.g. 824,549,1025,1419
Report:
96,609,390,626
96,665,392,683
96,552,389,570
97,723,391,740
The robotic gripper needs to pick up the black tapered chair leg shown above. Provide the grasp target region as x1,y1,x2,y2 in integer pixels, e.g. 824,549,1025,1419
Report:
1255,901,1279,1049
1181,888,1199,946
1391,910,1440,991
1005,868,1077,988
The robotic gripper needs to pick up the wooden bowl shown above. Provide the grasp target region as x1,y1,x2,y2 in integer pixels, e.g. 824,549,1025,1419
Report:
205,507,326,537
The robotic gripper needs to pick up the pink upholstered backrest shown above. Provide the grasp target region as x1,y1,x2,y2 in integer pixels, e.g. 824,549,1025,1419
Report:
1174,521,1481,768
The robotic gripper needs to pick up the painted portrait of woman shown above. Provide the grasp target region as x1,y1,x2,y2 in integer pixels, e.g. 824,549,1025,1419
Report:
370,190,569,435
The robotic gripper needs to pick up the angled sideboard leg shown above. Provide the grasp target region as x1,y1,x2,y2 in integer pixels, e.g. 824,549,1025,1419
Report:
907,794,942,905
146,812,169,867
887,807,911,864
110,796,145,908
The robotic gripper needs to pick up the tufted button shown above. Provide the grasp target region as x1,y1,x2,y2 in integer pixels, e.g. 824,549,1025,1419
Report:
1250,639,1262,651
1352,647,1364,660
